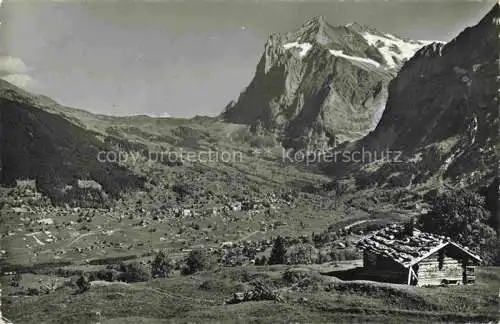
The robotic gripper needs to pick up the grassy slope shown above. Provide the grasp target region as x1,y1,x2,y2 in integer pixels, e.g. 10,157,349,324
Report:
3,266,499,323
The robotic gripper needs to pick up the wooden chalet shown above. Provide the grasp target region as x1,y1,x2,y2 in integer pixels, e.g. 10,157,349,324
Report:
357,224,481,286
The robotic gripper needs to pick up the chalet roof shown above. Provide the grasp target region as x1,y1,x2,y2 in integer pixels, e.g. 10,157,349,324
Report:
357,224,481,268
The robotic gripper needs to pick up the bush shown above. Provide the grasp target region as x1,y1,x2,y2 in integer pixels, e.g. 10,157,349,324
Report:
182,249,214,275
76,275,90,293
151,251,174,278
27,287,40,296
10,273,22,287
282,268,328,291
329,248,361,262
316,250,331,264
95,269,121,282
199,279,220,291
255,256,267,266
283,268,311,284
118,262,151,282
287,243,317,265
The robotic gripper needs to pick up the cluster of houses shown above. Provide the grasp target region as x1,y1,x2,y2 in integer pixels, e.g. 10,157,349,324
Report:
166,192,290,219
8,179,482,287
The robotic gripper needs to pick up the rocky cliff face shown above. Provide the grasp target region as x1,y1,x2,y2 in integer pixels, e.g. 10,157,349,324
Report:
348,4,499,188
222,16,433,149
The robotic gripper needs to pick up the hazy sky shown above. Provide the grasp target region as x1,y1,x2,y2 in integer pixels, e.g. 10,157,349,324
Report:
0,0,495,117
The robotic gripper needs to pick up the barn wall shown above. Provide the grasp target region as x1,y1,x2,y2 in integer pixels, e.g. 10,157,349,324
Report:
416,250,463,286
363,251,407,284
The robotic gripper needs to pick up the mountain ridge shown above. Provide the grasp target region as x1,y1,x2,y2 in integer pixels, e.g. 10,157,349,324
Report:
222,16,434,149
332,3,499,189
0,80,147,205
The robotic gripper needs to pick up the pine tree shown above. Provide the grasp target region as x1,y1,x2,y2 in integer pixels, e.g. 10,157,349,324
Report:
76,275,90,293
151,250,173,278
268,236,287,265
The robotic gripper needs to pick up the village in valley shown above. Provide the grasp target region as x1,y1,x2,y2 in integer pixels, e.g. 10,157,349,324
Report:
0,148,498,323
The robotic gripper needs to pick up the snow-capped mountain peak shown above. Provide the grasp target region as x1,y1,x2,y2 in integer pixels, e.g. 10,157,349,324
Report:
361,32,436,68
223,16,439,149
278,18,436,70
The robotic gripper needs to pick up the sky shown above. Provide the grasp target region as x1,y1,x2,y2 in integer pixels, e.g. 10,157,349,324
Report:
0,0,496,117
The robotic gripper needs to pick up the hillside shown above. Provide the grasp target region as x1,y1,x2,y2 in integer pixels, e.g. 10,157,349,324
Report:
326,4,499,190
0,80,146,205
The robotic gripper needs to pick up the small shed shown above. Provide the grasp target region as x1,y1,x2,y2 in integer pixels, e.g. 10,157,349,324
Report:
357,224,481,286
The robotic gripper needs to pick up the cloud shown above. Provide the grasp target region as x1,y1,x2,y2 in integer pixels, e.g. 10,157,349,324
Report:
0,56,34,89
0,56,28,75
1,74,33,88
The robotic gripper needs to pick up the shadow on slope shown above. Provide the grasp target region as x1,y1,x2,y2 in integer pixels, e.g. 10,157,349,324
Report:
0,97,145,205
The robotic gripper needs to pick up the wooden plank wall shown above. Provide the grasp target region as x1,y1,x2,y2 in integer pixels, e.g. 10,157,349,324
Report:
416,251,463,286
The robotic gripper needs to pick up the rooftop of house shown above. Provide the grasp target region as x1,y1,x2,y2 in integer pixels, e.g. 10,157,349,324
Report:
357,224,481,268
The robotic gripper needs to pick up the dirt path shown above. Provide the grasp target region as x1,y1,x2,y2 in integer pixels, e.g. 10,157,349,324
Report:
56,231,98,256
66,231,97,248
25,232,45,246
238,230,260,242
344,219,378,230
